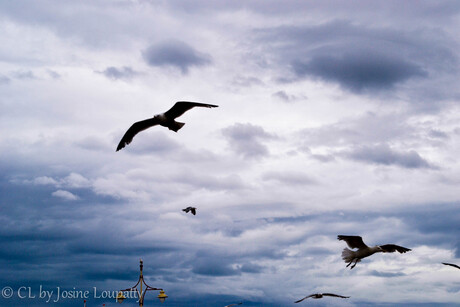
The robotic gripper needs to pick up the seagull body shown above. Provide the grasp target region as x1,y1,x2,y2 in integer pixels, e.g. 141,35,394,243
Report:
442,262,460,269
295,293,349,303
224,303,242,307
116,101,218,151
338,235,411,269
182,206,196,215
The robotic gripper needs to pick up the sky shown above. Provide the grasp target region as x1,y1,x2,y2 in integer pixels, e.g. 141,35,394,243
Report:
1,0,460,306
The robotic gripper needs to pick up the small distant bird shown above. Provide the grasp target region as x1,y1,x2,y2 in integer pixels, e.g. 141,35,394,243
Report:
224,303,242,307
338,235,411,269
116,101,218,151
182,206,196,215
295,293,350,303
442,262,460,269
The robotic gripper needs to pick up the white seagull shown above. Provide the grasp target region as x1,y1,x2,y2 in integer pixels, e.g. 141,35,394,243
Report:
116,101,218,151
182,206,197,215
224,303,242,307
294,293,350,303
338,235,411,269
442,262,460,270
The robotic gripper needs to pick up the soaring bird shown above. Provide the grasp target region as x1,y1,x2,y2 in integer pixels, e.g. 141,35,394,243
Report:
224,303,242,307
442,262,460,269
116,101,218,151
338,235,411,269
182,206,196,215
294,293,350,303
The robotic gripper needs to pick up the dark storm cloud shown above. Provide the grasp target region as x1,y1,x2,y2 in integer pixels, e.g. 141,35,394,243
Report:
256,20,458,100
142,40,211,74
97,66,140,80
292,51,426,92
190,251,266,276
345,144,434,169
222,123,277,159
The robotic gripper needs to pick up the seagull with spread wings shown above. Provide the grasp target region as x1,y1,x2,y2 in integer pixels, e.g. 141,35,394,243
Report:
294,293,350,303
182,206,197,215
338,235,411,269
116,101,218,151
442,262,460,270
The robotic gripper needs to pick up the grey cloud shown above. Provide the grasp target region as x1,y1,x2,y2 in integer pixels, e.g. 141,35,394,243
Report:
75,136,111,151
262,171,317,185
47,69,61,79
345,144,434,169
118,131,181,154
368,270,406,278
222,123,277,159
142,40,211,74
256,19,458,102
97,66,140,80
11,70,37,80
231,75,264,87
292,51,427,92
298,112,419,148
0,75,11,84
272,90,299,102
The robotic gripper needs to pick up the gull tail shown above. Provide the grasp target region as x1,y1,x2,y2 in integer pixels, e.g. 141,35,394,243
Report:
342,248,355,263
168,121,185,132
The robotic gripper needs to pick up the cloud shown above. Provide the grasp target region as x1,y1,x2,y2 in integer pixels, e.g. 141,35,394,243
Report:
142,40,211,74
51,189,79,201
292,51,427,92
10,70,37,80
0,75,11,84
345,144,434,169
272,90,297,102
46,69,61,79
222,123,277,159
261,171,317,185
96,66,140,80
256,19,458,103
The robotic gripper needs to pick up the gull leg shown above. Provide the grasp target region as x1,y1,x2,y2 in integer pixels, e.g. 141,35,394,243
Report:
350,259,358,269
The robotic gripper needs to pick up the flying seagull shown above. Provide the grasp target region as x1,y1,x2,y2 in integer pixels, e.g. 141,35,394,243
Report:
116,101,218,151
182,206,196,215
442,262,460,269
224,303,242,307
294,293,350,303
338,235,411,269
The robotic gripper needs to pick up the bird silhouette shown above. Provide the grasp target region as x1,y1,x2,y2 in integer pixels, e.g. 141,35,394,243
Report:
442,262,460,269
116,101,218,151
294,293,349,303
338,235,411,269
182,206,197,215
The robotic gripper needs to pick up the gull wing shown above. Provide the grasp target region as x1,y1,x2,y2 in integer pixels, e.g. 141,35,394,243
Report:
224,303,242,307
294,294,315,303
190,208,196,215
442,262,460,269
116,117,160,151
164,101,218,119
337,235,368,249
379,244,411,253
322,293,350,298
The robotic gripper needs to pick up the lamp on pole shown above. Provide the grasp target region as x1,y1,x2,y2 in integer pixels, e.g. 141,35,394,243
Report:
117,259,168,305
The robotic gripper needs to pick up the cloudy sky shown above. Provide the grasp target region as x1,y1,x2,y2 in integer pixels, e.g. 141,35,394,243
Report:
1,1,460,306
